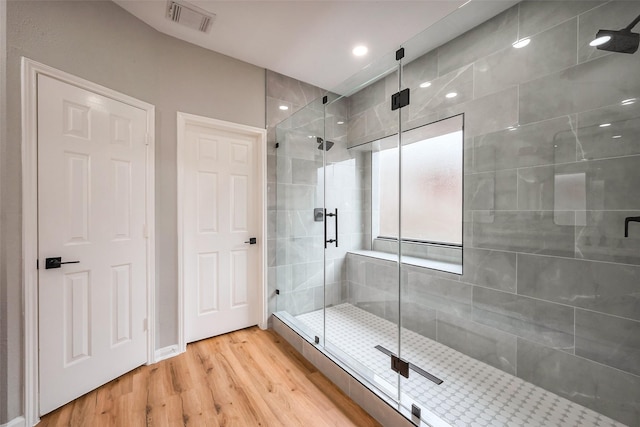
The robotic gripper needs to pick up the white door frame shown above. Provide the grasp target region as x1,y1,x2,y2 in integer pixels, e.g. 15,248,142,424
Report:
177,112,267,353
21,57,156,426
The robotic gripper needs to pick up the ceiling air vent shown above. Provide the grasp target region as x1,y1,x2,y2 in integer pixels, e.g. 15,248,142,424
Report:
166,0,215,33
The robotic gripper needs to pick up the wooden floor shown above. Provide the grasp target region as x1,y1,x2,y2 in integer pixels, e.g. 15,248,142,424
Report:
37,327,381,427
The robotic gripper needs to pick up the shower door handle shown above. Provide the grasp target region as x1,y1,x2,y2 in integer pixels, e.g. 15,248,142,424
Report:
324,208,338,248
625,216,640,237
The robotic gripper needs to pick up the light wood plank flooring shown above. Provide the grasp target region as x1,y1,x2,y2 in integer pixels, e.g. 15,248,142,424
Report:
37,326,381,427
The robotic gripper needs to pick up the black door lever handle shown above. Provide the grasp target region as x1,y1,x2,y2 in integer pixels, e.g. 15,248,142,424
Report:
45,257,80,269
625,216,640,237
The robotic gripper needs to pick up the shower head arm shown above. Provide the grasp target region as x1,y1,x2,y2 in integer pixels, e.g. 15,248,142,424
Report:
623,13,640,32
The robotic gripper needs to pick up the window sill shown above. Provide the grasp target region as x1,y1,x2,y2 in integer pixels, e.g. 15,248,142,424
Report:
347,250,462,275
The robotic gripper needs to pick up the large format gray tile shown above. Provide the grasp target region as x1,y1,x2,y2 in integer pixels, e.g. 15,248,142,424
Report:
517,254,640,321
275,183,318,211
577,101,640,161
437,6,518,76
518,156,640,211
347,112,366,146
461,248,516,293
575,309,640,376
291,158,319,185
472,115,577,173
474,18,577,98
267,96,301,128
349,78,386,117
408,64,473,123
517,338,640,426
436,312,516,375
576,210,640,265
266,70,324,107
405,273,473,319
366,101,398,138
519,52,640,125
440,87,518,138
365,258,399,294
577,1,640,64
473,287,574,351
465,169,517,211
472,211,575,257
518,1,604,38
402,50,438,91
401,301,437,340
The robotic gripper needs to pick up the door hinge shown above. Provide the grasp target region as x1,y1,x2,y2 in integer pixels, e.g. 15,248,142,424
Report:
143,318,148,331
391,88,410,111
145,133,151,146
391,354,410,378
396,47,405,60
143,224,149,238
37,259,39,270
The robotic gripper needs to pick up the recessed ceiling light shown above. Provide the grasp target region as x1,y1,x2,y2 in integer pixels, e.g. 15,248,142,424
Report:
352,45,368,57
308,135,315,139
512,38,531,49
419,81,432,88
599,123,611,127
622,98,636,105
337,121,345,125
279,105,289,111
612,135,622,139
589,35,612,47
445,92,458,99
507,126,518,131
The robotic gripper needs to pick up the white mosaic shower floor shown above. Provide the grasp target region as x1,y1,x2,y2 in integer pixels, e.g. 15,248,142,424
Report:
296,304,624,427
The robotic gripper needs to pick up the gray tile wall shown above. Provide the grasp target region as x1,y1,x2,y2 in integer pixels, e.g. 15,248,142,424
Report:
344,2,640,425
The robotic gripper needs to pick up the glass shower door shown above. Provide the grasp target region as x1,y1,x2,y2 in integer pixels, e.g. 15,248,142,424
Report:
323,60,403,403
274,98,326,343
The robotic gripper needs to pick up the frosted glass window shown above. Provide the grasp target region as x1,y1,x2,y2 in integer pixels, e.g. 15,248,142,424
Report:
376,117,463,245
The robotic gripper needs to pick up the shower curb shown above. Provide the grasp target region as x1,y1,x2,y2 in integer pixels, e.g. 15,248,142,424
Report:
272,314,422,427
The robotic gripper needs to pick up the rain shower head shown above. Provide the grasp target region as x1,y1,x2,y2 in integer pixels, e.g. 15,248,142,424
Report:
316,137,335,151
591,13,640,54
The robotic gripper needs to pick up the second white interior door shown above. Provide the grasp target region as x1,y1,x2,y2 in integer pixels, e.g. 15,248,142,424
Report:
182,116,263,343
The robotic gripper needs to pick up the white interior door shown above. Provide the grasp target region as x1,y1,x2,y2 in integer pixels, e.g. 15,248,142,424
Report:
183,118,263,343
37,74,149,415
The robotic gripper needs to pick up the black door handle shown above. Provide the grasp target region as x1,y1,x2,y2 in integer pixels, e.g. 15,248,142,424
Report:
45,257,80,269
324,208,338,248
244,237,257,244
625,216,640,237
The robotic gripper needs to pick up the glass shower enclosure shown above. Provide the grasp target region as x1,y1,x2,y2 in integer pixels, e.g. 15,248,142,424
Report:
274,1,640,426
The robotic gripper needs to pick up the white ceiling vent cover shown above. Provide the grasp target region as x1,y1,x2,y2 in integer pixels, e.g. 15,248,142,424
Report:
167,0,215,33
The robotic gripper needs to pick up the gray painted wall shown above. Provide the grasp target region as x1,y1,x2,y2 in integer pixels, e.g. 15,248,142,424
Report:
1,1,265,422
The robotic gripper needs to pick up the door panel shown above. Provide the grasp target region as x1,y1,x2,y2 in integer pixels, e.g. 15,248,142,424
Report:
184,122,261,342
38,74,149,415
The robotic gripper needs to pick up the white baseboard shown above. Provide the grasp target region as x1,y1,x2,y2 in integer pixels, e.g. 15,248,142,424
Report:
1,416,26,427
154,345,183,362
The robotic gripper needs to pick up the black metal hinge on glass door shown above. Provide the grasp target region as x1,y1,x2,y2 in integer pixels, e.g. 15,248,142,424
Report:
391,88,410,111
391,354,410,378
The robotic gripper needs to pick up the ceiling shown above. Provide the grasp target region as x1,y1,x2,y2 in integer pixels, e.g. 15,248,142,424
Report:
113,0,512,91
